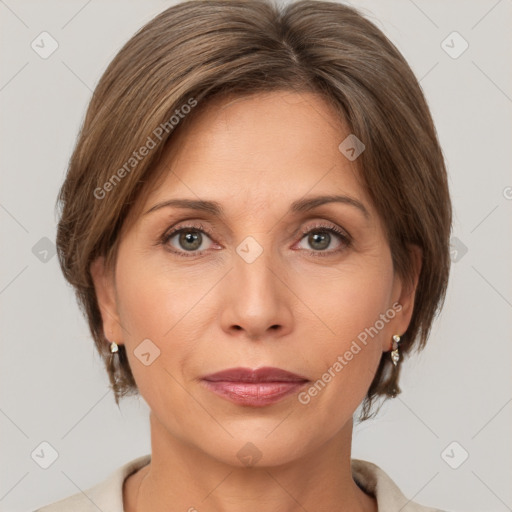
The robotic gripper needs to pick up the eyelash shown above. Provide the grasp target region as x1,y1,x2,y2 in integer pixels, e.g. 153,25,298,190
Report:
158,221,352,258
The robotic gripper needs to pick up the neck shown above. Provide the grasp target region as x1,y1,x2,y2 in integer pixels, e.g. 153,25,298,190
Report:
124,412,377,512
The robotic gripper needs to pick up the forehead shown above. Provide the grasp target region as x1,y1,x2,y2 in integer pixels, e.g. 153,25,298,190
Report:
140,90,374,221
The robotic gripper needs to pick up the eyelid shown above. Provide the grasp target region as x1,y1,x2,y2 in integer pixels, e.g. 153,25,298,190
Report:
298,220,351,240
156,220,214,247
295,221,352,257
159,219,352,257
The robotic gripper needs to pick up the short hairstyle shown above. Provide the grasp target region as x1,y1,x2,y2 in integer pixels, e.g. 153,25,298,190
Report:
56,0,452,420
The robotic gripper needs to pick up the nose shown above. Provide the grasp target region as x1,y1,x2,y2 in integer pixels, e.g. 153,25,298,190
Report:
219,242,294,341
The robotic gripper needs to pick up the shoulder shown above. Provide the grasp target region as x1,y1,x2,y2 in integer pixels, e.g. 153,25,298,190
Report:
351,458,450,512
33,454,151,512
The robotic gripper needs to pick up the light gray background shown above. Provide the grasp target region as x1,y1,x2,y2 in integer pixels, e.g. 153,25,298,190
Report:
1,1,511,511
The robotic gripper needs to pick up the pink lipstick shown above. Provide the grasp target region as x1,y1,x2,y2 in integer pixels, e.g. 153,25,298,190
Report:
201,367,309,407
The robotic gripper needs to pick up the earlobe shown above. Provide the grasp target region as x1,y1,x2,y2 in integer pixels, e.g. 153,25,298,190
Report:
90,256,123,345
393,244,423,337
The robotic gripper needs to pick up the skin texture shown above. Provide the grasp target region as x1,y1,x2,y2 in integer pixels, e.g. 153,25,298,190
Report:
91,90,421,512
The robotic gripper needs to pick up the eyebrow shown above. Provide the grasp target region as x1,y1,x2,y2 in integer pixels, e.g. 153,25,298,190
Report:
144,194,370,220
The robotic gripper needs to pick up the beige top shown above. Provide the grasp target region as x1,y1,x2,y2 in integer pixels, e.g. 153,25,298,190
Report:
34,454,447,512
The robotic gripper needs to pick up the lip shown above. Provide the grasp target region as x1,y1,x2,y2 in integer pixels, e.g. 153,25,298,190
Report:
201,367,309,407
202,366,309,383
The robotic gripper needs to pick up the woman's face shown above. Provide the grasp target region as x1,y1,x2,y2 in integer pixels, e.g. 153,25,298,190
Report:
93,90,418,466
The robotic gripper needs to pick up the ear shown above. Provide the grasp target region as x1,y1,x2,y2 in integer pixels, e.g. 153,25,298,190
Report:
90,256,124,346
386,244,422,349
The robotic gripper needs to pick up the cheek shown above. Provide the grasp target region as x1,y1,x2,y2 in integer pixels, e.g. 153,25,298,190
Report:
113,259,208,427
115,249,205,338
297,255,394,408
297,253,394,347
113,249,225,399
112,253,188,381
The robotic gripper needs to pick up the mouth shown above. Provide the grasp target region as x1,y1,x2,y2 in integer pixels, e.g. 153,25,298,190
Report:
200,367,309,407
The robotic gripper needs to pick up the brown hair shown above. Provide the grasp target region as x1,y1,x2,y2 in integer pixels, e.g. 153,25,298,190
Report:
56,0,452,421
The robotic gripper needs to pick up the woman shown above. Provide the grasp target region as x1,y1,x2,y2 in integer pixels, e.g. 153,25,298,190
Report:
36,0,452,510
